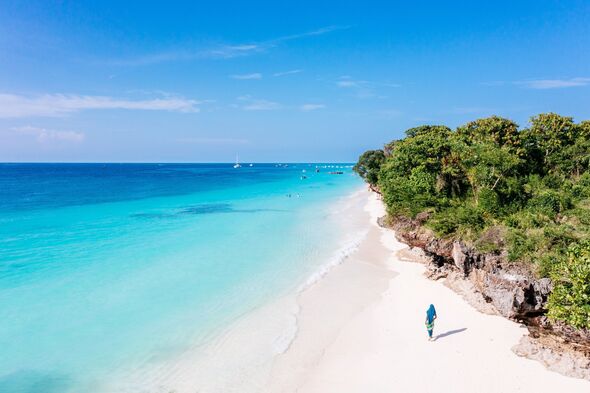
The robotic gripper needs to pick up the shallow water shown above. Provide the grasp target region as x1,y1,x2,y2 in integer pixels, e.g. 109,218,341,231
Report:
0,163,361,392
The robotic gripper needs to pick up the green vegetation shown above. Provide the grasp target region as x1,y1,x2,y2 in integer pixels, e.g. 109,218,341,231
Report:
548,241,590,329
355,113,590,329
353,149,385,186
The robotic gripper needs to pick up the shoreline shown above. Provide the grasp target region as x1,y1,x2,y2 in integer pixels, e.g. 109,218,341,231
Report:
100,186,371,393
264,191,590,392
104,188,590,392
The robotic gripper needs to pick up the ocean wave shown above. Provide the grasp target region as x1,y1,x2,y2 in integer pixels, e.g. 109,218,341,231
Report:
297,228,369,293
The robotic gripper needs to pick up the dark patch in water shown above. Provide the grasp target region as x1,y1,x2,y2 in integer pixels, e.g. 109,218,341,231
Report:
129,212,170,219
0,370,72,393
131,203,285,219
180,203,234,214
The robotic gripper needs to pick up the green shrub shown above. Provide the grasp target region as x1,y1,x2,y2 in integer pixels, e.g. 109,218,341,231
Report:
428,205,486,238
547,241,590,329
478,188,500,214
506,228,541,262
572,173,590,198
528,191,561,217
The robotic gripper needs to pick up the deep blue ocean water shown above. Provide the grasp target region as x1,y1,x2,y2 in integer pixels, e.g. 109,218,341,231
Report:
0,163,361,393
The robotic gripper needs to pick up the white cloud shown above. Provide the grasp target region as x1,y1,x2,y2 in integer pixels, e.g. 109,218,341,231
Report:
273,69,303,77
237,95,280,111
108,45,264,66
483,78,590,89
336,80,360,88
10,126,85,143
274,25,348,42
0,93,201,118
515,77,590,89
204,44,262,59
230,73,262,80
300,104,325,111
336,77,376,99
335,76,399,99
107,26,349,66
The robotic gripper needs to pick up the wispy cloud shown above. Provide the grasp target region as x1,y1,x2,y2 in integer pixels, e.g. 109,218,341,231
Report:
0,93,201,118
273,69,303,77
335,76,399,99
273,25,348,42
336,80,360,88
483,77,590,90
230,73,262,80
107,26,349,66
202,44,263,60
236,95,280,111
336,76,376,99
9,126,85,143
176,137,249,145
106,46,262,66
300,104,325,111
515,77,590,89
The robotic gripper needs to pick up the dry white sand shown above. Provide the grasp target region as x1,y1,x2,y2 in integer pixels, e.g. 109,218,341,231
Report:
265,191,590,393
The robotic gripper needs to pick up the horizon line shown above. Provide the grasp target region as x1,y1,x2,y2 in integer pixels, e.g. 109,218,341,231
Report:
0,161,357,164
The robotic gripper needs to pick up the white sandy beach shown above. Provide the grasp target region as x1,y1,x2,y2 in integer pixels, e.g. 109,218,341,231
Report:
113,189,590,393
264,190,590,393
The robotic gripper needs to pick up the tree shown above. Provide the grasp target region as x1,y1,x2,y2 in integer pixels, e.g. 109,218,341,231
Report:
353,149,385,186
454,141,522,205
527,113,577,172
390,125,452,174
456,116,522,155
454,117,523,208
378,125,452,216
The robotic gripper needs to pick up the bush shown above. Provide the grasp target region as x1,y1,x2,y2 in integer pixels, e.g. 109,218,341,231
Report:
547,241,590,329
506,228,542,263
528,191,562,217
478,188,501,214
428,205,486,238
572,173,590,198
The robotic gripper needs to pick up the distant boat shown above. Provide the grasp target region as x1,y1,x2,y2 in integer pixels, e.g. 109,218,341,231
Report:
233,154,241,168
249,163,253,167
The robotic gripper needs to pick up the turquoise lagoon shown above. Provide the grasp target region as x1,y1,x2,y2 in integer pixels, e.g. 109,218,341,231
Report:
0,163,363,392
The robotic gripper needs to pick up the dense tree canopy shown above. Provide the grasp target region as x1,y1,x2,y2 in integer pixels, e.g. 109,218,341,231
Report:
353,149,385,186
356,113,590,329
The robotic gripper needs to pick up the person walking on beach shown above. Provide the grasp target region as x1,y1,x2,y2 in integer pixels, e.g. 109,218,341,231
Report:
425,304,437,341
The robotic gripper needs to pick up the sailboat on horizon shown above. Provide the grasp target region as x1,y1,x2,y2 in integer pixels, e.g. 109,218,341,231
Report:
233,154,241,168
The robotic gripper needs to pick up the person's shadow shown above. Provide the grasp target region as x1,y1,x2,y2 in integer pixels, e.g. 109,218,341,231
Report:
435,328,467,340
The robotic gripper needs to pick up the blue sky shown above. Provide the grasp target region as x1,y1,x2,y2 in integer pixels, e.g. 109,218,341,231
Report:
1,1,589,162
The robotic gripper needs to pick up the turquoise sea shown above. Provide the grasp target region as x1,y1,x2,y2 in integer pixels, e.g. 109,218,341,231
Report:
0,163,362,393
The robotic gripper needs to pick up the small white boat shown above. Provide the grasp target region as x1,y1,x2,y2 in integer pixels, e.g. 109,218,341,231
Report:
249,163,253,167
233,154,241,168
